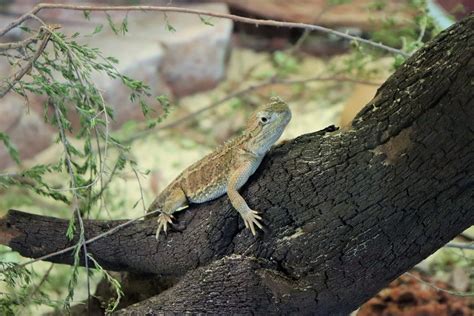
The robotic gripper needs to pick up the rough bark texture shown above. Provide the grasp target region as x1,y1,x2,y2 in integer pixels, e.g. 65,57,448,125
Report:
1,15,473,315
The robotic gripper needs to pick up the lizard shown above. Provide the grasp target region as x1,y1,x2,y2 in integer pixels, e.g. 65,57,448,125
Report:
148,96,292,239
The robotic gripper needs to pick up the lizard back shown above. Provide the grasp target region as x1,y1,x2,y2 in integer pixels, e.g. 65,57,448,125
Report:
178,133,251,203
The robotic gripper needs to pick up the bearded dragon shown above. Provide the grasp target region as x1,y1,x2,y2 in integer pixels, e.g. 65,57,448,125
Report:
149,97,292,239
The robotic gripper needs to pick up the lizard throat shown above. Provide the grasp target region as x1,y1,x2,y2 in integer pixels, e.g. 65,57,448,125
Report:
246,123,287,156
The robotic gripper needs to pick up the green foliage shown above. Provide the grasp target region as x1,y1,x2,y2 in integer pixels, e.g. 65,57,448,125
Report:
366,0,439,69
148,94,172,128
0,263,57,315
0,164,69,202
63,239,85,311
164,13,176,32
87,255,123,312
0,132,20,165
199,15,214,26
272,51,299,76
338,40,379,78
327,0,352,5
7,26,161,217
0,12,171,314
0,262,30,289
392,54,406,69
106,13,129,35
253,50,302,80
0,263,31,315
92,24,104,35
83,10,91,21
229,97,244,110
367,0,386,11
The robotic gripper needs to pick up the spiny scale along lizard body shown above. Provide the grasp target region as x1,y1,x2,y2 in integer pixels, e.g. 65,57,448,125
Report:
149,97,292,239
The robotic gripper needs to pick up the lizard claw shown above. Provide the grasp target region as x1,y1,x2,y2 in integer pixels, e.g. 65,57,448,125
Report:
241,210,263,236
155,213,175,240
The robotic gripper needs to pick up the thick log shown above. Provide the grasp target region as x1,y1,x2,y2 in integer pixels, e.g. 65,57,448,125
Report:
0,15,473,315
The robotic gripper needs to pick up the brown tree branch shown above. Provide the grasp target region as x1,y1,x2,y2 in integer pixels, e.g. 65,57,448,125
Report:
0,27,51,98
0,3,408,56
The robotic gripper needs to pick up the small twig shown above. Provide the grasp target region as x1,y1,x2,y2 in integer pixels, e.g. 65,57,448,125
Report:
0,27,51,98
94,127,107,219
52,102,91,309
90,155,121,205
27,13,48,26
131,165,147,213
40,28,111,194
0,35,38,51
405,271,474,297
0,51,31,60
0,3,409,56
285,2,334,55
121,75,381,144
17,263,54,314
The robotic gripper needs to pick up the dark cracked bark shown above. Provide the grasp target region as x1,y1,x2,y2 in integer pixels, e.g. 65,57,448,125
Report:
1,15,473,315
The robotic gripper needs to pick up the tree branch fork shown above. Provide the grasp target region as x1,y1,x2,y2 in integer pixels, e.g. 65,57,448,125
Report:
0,11,472,316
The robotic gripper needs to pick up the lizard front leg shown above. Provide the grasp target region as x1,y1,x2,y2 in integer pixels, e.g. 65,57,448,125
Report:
156,187,188,239
227,161,263,235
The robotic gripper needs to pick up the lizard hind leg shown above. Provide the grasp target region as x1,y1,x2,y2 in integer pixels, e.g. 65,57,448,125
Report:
155,187,188,240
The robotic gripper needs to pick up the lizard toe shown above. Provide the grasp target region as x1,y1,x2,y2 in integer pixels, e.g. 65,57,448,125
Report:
253,218,263,229
249,222,256,236
242,210,263,235
249,210,263,228
155,213,173,240
155,223,163,240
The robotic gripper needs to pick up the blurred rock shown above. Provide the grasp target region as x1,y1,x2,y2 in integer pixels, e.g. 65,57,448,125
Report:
95,3,231,98
80,2,232,122
1,2,232,125
87,36,171,128
0,95,52,169
158,3,232,96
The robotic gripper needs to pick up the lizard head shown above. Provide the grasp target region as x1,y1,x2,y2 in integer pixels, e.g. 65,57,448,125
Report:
246,96,292,155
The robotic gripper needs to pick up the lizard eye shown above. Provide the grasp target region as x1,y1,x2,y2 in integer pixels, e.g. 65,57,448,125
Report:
260,116,269,124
